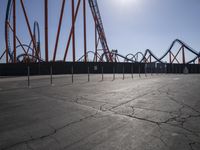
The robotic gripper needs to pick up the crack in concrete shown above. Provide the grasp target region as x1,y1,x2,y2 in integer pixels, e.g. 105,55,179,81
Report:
113,110,200,150
108,91,153,111
151,134,169,147
1,112,98,150
67,83,200,150
26,142,34,150
63,120,129,150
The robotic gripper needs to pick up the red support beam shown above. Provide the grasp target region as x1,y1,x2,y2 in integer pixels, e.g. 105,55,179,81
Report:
32,36,35,62
95,23,97,62
7,22,28,55
72,0,76,62
44,0,49,62
83,0,87,62
20,0,37,54
13,0,17,63
53,0,66,62
171,46,182,63
63,0,81,61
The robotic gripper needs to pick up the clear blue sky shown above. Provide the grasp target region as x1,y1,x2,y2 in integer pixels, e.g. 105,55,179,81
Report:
0,0,200,62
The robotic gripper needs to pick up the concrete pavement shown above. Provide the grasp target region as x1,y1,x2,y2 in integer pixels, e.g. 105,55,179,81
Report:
0,74,200,150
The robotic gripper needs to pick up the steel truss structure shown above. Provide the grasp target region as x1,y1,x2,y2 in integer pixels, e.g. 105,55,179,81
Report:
0,0,200,64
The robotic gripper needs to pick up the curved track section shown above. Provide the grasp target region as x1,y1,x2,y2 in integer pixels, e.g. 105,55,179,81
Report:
140,39,200,64
2,1,199,64
5,0,42,63
5,0,13,61
77,39,200,64
77,51,102,62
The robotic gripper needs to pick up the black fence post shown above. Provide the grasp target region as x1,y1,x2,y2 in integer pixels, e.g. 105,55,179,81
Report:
50,65,53,85
113,65,115,80
71,65,74,83
27,66,30,88
123,64,125,80
88,65,90,82
101,66,104,81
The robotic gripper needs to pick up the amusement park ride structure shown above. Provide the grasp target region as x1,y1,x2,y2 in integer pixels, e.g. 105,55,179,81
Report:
0,0,200,64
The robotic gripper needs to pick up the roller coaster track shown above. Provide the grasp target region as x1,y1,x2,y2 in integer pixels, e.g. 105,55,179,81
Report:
141,39,200,64
88,0,113,62
1,0,200,64
4,0,42,63
89,39,199,64
5,0,13,62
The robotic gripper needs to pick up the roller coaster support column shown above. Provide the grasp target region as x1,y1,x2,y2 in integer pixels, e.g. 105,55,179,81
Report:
83,0,87,62
7,22,28,56
45,0,49,62
95,23,98,62
53,0,66,62
20,0,37,56
13,0,16,63
72,0,76,62
64,0,81,61
182,47,185,64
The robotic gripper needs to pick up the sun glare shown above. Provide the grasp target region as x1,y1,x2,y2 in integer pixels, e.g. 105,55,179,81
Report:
118,0,136,6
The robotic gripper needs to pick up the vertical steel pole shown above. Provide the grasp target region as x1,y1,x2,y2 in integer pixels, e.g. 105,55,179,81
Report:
72,0,76,62
45,0,49,62
145,63,147,77
71,65,74,83
13,0,16,63
113,65,115,80
50,65,53,85
139,64,141,78
53,0,66,62
27,66,30,87
101,65,104,81
123,64,125,80
88,65,90,82
131,63,133,79
83,0,87,62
